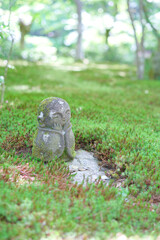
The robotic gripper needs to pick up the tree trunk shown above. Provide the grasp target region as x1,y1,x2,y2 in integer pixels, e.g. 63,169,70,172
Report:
127,0,145,79
19,19,32,50
136,49,145,79
20,33,25,49
138,0,145,79
74,0,84,61
142,1,160,79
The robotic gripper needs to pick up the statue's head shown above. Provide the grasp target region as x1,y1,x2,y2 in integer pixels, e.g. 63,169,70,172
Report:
37,97,71,129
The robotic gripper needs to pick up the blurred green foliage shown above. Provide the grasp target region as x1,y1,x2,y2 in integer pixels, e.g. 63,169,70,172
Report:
0,0,159,75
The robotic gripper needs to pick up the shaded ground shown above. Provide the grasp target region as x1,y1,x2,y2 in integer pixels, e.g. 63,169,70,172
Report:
0,60,160,239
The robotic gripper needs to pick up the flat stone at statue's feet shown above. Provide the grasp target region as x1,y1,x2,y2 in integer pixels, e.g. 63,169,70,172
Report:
68,150,110,185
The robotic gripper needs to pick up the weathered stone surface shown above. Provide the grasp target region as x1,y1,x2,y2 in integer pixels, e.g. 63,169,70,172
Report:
68,150,110,185
32,97,75,162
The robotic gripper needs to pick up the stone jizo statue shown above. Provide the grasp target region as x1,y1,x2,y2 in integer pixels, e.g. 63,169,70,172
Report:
32,97,75,161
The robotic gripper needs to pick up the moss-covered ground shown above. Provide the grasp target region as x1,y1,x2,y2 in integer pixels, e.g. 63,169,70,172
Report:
0,61,160,239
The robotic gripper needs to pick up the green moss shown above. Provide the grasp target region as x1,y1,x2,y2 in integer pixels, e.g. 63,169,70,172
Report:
32,129,54,161
0,61,160,239
70,143,76,158
59,148,69,161
38,97,56,118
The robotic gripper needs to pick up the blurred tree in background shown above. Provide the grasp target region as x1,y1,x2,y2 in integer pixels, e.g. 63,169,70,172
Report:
127,0,145,79
0,0,160,79
142,0,160,79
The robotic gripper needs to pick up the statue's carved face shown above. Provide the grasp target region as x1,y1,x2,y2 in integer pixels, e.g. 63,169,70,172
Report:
37,98,71,129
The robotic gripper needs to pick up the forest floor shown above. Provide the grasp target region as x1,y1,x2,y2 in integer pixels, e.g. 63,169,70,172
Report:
0,60,160,240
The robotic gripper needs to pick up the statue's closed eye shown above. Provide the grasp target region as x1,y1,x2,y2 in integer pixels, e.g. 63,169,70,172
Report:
52,114,59,118
49,110,61,119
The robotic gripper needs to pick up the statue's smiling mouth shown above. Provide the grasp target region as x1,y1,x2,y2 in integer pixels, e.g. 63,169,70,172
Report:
39,122,45,128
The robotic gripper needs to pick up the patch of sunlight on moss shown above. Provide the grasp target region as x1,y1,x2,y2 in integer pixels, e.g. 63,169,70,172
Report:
9,85,42,93
90,63,132,70
39,231,159,240
54,65,87,72
118,71,127,77
0,59,33,67
110,234,159,240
